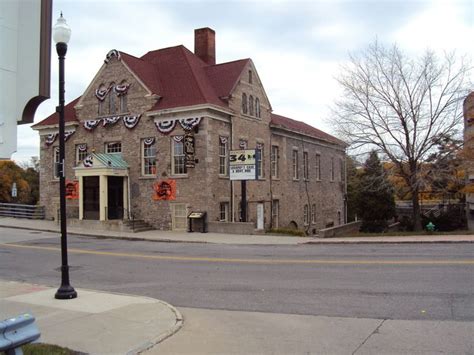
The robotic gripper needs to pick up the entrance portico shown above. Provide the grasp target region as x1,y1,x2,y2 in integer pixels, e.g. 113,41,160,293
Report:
74,153,129,221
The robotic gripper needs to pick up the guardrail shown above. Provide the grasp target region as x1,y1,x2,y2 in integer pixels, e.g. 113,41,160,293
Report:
0,203,45,219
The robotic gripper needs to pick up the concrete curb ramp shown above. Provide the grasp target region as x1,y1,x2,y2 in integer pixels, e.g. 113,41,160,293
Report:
1,280,183,354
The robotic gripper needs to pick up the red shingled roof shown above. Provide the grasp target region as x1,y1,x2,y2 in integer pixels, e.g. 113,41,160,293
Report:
32,97,81,128
270,113,346,146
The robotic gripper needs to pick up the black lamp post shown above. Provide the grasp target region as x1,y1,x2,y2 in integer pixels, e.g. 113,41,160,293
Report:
53,12,77,300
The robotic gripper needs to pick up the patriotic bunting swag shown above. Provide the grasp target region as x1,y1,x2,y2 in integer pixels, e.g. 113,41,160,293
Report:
154,117,202,135
155,120,177,135
114,84,130,96
102,116,121,127
83,155,93,167
84,119,101,131
105,49,121,63
95,87,110,101
77,144,87,151
64,131,75,141
179,117,201,131
219,136,228,144
144,137,155,146
45,133,58,146
172,135,184,143
122,114,141,129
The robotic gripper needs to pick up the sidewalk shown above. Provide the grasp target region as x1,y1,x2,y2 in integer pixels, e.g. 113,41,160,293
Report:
0,280,183,354
1,217,473,244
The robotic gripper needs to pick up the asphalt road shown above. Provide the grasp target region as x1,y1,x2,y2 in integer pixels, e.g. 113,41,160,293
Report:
1,227,473,321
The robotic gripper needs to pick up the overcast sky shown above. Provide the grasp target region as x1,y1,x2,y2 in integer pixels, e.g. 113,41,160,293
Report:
12,0,473,163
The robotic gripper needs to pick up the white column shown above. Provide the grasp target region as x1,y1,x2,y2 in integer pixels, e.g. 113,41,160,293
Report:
99,175,108,221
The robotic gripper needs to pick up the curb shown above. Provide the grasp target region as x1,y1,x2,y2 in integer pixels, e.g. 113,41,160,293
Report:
127,300,184,355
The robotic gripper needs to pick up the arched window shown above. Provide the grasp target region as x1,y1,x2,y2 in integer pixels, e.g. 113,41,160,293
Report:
242,93,248,114
117,81,129,113
109,82,116,114
255,98,260,118
249,95,254,116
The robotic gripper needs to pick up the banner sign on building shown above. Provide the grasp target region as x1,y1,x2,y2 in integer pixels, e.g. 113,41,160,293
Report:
152,180,176,201
184,133,195,168
229,149,256,180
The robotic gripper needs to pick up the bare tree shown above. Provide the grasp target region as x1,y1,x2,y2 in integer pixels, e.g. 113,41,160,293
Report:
333,41,471,230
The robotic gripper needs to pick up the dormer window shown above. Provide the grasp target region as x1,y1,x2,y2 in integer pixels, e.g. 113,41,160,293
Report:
242,93,248,114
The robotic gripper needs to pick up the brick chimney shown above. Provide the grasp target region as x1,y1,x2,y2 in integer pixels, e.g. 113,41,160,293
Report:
194,27,215,65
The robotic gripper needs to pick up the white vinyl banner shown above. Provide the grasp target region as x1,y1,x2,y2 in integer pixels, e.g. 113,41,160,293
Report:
229,149,256,180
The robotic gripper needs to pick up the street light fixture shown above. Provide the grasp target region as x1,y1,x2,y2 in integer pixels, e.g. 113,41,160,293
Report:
53,12,77,300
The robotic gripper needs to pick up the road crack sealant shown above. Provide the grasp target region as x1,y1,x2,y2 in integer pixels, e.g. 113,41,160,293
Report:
352,318,387,355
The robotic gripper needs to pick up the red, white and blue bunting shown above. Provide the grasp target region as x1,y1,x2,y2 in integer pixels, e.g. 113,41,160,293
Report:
95,86,111,101
77,144,87,152
64,131,75,141
172,135,184,143
256,142,264,150
239,140,248,149
44,131,75,147
155,120,177,135
219,136,228,144
105,49,121,63
84,119,101,131
45,133,58,146
122,114,141,129
102,116,121,127
179,117,201,131
144,137,155,146
154,117,202,135
83,155,93,167
114,84,130,96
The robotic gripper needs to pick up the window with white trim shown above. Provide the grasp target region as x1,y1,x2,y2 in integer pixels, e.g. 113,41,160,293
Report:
75,144,88,165
105,142,121,154
272,200,279,228
219,202,229,222
142,138,157,176
256,143,264,179
271,145,279,179
292,150,299,180
311,204,316,224
219,136,228,176
303,151,309,180
172,136,186,175
304,204,309,225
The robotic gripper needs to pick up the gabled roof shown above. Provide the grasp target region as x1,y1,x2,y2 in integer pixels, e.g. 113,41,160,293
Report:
139,45,228,110
205,59,250,99
32,97,81,129
270,113,346,147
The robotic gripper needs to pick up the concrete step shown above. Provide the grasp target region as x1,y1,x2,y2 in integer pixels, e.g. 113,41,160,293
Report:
122,219,154,233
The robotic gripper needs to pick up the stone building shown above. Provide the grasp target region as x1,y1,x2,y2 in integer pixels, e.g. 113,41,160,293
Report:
33,28,347,234
464,92,474,230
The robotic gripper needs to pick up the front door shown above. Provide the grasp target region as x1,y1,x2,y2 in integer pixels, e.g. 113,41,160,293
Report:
83,176,99,220
108,176,123,220
257,203,264,230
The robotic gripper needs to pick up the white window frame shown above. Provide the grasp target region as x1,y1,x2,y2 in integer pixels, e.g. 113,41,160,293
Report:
257,143,264,179
219,202,229,222
311,204,316,224
271,145,279,179
172,138,186,175
142,138,157,176
303,151,309,180
75,144,88,165
272,200,279,228
105,141,122,154
304,204,309,225
292,150,299,180
219,137,228,176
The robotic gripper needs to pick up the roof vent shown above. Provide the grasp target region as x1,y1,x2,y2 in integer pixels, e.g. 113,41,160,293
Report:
194,27,215,65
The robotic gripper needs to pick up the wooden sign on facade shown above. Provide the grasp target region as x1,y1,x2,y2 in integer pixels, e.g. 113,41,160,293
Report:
184,133,195,168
